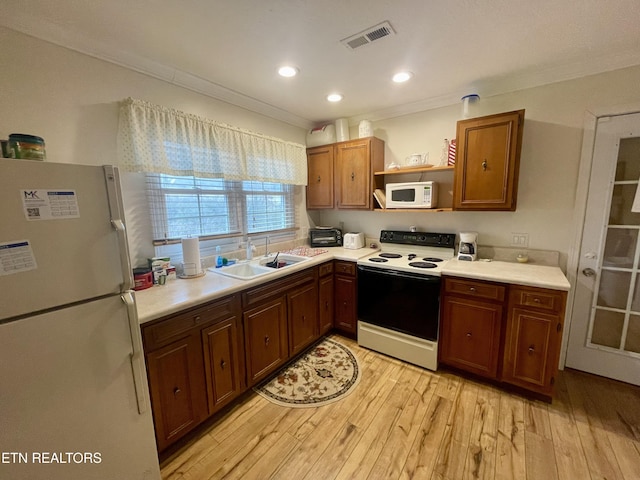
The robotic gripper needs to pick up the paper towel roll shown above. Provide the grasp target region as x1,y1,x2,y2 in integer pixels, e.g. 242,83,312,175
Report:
335,118,349,142
181,237,201,276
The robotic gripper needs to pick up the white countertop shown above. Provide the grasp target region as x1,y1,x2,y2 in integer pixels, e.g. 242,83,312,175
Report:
135,246,378,325
136,247,571,325
442,259,571,291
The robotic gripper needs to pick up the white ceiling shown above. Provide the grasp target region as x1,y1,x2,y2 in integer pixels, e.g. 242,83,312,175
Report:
2,0,640,129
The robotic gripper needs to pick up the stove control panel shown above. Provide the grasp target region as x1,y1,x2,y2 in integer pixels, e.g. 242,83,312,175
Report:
379,230,456,248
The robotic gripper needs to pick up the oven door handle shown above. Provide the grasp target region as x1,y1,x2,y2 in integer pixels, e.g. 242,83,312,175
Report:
357,264,441,283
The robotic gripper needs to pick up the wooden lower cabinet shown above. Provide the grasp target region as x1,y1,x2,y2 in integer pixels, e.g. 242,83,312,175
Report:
243,296,288,386
334,260,357,335
202,318,242,413
143,294,242,451
502,286,566,395
439,276,567,400
145,334,208,451
288,282,319,356
440,295,503,378
319,272,335,335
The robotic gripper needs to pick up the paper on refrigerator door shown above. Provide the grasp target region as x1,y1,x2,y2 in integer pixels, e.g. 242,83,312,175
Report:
0,240,37,276
20,189,80,220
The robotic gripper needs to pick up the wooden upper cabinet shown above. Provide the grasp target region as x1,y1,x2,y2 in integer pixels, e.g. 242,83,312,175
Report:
453,110,525,211
335,137,384,210
306,144,334,209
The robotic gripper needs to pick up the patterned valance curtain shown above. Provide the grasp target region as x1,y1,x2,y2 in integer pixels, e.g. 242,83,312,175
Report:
117,98,307,185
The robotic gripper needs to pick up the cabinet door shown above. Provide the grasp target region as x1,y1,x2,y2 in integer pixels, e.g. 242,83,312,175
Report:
288,283,319,356
440,295,503,378
202,317,241,414
146,334,208,451
336,140,370,209
335,274,357,334
319,274,335,335
243,296,288,386
306,145,334,209
453,110,524,211
503,307,562,394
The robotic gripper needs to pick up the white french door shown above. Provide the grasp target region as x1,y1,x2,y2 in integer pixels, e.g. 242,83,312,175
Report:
566,112,640,385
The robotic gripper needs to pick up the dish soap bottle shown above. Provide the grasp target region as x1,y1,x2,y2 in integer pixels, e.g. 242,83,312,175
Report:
246,238,254,261
215,246,223,268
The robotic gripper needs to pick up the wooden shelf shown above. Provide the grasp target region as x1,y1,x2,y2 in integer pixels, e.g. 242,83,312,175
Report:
374,165,454,175
374,207,453,213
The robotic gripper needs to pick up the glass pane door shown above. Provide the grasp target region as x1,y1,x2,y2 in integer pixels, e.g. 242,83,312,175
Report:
590,137,640,355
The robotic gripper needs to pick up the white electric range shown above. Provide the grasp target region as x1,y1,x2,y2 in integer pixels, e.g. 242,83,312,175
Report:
356,230,457,371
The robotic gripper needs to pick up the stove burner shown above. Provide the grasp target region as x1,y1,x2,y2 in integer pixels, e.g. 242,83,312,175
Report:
422,257,443,262
369,257,388,263
408,261,438,269
379,253,402,259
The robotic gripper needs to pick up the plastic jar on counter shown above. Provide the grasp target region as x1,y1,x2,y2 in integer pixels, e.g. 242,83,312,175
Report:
133,268,153,290
9,133,46,160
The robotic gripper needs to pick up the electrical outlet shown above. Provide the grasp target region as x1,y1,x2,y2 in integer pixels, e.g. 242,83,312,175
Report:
511,233,529,247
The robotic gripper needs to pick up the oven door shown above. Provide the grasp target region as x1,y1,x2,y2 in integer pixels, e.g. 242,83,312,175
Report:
357,265,441,341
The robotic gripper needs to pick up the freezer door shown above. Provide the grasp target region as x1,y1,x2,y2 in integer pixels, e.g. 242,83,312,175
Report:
0,295,160,480
0,159,132,321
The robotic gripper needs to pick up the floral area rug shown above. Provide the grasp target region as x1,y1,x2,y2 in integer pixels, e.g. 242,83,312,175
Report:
254,338,361,408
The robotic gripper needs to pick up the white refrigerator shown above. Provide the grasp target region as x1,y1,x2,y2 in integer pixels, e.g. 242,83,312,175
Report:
0,159,161,480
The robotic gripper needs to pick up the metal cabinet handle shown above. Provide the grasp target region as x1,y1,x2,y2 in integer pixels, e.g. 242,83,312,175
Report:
466,332,472,338
528,345,535,354
482,160,488,171
220,359,226,369
469,287,476,292
173,387,181,396
317,175,321,182
351,172,355,181
533,298,541,303
325,301,329,309
264,335,270,346
583,268,596,277
194,315,201,322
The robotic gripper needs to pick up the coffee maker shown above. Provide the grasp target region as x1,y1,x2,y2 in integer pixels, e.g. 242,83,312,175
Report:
457,232,478,261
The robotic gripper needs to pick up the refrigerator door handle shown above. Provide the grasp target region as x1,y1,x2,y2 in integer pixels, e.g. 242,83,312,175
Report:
104,165,134,291
122,292,149,414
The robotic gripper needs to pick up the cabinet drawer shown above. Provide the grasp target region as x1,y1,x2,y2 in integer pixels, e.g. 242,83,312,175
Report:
243,268,316,308
443,277,506,302
510,287,566,313
143,294,241,350
335,260,356,276
318,261,334,277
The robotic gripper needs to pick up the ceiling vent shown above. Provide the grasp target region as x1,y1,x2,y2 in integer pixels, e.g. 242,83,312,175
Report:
341,21,395,50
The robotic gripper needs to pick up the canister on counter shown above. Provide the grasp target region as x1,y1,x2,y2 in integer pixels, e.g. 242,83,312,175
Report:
133,268,153,290
8,133,46,160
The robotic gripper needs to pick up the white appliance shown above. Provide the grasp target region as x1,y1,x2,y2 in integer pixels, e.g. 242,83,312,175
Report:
344,232,365,250
458,231,478,261
385,181,438,209
356,230,456,371
0,159,160,480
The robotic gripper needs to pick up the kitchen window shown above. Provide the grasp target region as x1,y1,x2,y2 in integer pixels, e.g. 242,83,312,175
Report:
146,173,296,245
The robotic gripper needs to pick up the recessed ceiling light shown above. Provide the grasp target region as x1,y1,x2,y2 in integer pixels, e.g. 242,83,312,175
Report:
392,71,413,83
278,66,299,77
327,93,343,102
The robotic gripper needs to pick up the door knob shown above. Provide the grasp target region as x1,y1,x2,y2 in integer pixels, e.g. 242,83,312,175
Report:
582,268,596,277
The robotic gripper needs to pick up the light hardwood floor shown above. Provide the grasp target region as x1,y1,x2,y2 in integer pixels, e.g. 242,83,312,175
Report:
160,334,640,480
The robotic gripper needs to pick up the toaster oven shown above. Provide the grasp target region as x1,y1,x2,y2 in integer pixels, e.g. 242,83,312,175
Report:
309,228,342,247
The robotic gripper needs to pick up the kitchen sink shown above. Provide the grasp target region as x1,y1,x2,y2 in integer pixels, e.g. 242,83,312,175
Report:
258,254,309,269
210,254,310,280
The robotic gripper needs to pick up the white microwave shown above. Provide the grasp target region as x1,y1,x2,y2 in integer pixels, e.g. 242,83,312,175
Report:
385,181,438,209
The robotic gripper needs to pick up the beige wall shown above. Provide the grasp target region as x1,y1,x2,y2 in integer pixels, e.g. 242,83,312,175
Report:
3,27,640,270
320,66,640,269
0,27,308,265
